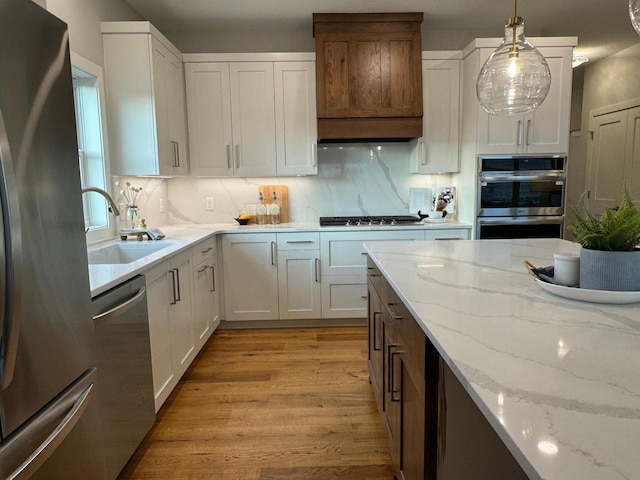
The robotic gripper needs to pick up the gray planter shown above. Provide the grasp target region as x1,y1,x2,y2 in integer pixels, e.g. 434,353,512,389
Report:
579,248,640,291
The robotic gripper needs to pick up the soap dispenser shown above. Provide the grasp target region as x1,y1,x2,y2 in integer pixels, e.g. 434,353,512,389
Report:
257,192,267,225
269,192,280,224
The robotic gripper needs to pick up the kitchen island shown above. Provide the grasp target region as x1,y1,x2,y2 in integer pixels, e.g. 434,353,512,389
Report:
364,238,640,479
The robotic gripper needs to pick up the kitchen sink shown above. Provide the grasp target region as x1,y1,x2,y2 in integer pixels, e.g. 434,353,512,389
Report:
87,242,174,265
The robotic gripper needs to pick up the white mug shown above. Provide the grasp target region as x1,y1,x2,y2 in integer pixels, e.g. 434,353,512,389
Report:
553,253,580,286
428,210,443,219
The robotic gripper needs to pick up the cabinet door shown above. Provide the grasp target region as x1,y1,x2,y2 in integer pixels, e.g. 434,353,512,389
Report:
170,251,195,377
166,51,189,174
230,62,277,177
185,62,234,176
588,109,628,215
277,249,321,319
193,257,215,349
411,59,460,173
367,275,384,408
274,62,318,175
476,46,573,155
222,233,278,321
525,47,573,154
321,274,367,319
150,37,172,174
145,263,176,412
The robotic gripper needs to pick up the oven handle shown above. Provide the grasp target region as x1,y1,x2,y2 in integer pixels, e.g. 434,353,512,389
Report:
479,172,565,182
477,216,564,226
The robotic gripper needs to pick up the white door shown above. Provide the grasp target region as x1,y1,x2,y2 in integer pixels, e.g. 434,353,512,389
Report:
222,233,279,321
277,250,321,319
150,37,172,175
145,264,176,412
166,51,189,174
588,109,629,214
170,252,195,376
185,62,234,176
274,61,318,175
230,62,277,177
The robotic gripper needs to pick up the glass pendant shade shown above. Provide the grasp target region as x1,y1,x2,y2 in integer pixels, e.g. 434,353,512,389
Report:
630,0,640,35
476,21,551,115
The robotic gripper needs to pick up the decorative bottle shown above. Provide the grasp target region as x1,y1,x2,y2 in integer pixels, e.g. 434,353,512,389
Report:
256,192,267,225
269,192,280,224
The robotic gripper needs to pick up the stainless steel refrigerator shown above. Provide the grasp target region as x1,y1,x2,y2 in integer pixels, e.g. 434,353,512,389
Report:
0,0,107,478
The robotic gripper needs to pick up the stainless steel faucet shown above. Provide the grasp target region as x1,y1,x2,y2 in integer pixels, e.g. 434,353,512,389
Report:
82,186,121,216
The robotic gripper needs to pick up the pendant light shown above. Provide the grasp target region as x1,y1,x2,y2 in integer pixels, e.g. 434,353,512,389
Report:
630,0,640,35
476,0,551,115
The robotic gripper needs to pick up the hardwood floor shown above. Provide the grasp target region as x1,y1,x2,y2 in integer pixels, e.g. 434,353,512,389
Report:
118,326,394,480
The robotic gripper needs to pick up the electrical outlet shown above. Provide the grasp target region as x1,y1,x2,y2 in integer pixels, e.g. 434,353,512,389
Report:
205,197,214,211
159,198,165,213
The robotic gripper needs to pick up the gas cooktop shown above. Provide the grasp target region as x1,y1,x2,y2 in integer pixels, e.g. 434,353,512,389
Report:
319,215,422,227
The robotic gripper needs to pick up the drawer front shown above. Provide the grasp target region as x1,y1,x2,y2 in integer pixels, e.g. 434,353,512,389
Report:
424,228,469,241
321,274,367,318
192,237,216,265
277,232,320,250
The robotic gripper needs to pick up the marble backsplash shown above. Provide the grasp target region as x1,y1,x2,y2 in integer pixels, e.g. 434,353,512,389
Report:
115,143,454,228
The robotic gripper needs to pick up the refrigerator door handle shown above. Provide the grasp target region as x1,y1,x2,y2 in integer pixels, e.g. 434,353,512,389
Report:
0,107,23,390
0,374,95,480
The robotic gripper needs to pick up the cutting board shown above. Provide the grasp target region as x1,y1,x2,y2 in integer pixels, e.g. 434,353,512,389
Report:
258,185,288,223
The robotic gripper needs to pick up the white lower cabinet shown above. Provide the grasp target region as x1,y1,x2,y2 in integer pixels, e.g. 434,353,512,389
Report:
145,249,195,412
222,233,279,321
192,238,220,350
277,233,321,319
319,230,426,318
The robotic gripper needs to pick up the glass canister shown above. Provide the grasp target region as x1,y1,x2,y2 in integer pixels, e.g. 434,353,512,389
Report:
269,192,280,224
256,193,267,225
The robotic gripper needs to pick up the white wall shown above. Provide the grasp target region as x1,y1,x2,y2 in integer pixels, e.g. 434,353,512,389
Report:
45,0,141,66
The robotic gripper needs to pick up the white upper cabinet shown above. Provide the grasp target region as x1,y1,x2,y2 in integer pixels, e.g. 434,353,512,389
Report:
102,22,188,176
184,53,317,177
411,55,461,173
274,62,318,175
463,39,575,155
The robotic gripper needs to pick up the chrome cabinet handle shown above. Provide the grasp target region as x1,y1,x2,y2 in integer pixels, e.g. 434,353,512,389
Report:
526,119,532,145
235,144,240,169
169,270,177,305
226,144,231,169
372,311,381,351
174,268,181,302
517,120,523,146
286,240,314,244
385,302,402,320
93,287,146,325
197,264,209,273
311,143,317,167
271,241,277,266
210,265,216,292
201,246,214,253
315,258,320,282
391,350,402,402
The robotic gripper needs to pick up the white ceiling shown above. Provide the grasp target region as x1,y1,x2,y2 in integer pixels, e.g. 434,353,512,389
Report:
121,0,640,62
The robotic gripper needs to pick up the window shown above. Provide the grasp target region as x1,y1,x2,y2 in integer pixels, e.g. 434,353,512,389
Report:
71,53,113,243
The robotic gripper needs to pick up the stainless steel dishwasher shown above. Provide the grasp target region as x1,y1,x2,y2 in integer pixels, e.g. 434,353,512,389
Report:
92,275,156,480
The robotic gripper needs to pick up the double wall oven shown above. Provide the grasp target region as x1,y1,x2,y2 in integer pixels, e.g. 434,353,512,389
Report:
476,155,567,239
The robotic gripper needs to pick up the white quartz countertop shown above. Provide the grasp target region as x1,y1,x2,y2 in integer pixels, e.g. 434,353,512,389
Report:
363,238,640,480
88,221,470,297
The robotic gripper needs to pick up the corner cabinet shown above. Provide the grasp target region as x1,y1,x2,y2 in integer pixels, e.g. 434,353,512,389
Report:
411,54,461,173
184,53,317,177
102,22,188,176
462,37,577,155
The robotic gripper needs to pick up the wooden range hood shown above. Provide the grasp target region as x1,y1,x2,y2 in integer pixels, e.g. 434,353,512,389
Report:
313,12,424,141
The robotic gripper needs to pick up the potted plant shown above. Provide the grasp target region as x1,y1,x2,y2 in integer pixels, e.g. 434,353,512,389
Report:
568,187,640,291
